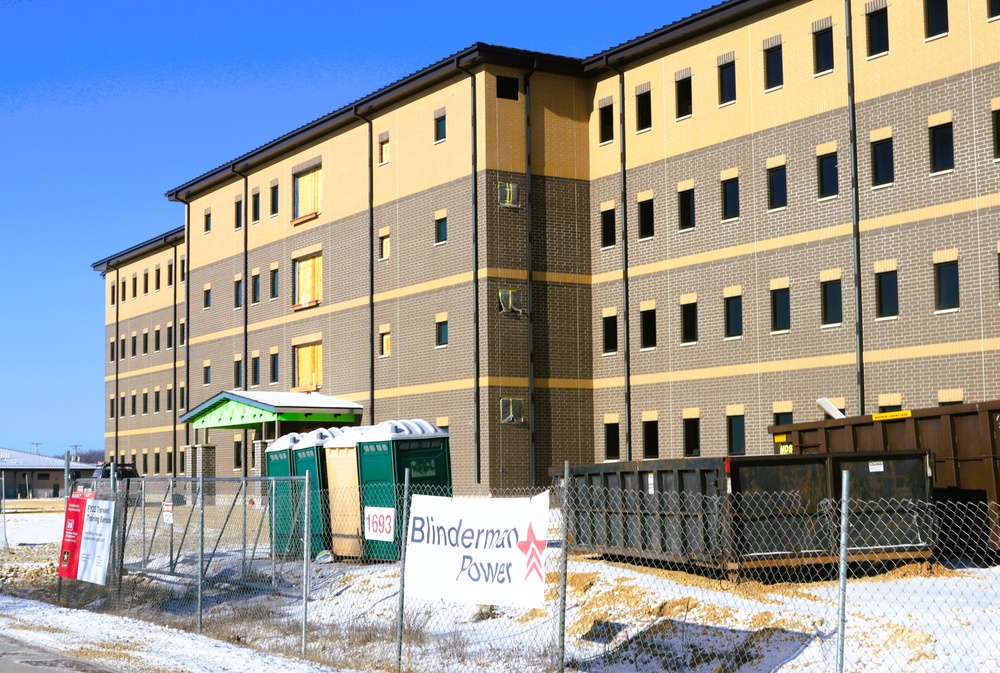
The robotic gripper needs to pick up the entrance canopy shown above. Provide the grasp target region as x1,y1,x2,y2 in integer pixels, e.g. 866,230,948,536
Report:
179,390,363,430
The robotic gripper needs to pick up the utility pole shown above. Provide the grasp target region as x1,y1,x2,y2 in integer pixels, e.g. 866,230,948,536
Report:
31,442,42,455
70,445,82,461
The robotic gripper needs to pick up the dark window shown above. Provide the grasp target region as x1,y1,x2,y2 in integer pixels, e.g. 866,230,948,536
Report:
179,386,186,410
435,217,448,243
640,308,656,349
765,45,783,89
603,315,618,353
234,279,243,308
234,200,243,229
642,420,659,459
925,0,949,37
994,110,1000,159
167,262,174,287
270,184,279,215
110,284,116,305
109,398,115,419
601,209,616,247
270,353,279,383
774,411,793,426
814,27,834,73
727,415,746,455
867,8,889,56
638,199,654,238
166,325,174,349
436,320,449,346
142,392,148,414
676,76,692,118
872,139,895,185
180,260,186,282
234,360,243,388
683,417,700,457
876,270,899,317
822,279,843,324
772,288,790,331
109,341,115,362
930,123,954,172
142,332,148,355
120,337,125,360
131,394,137,416
636,91,652,132
143,271,148,294
879,404,903,413
718,62,736,104
203,365,211,385
120,396,125,418
132,276,137,298
166,388,173,412
234,440,243,470
204,288,211,308
681,302,698,343
270,268,279,299
722,177,739,219
154,452,161,474
434,115,447,142
605,422,620,460
725,295,743,338
251,193,260,222
768,166,787,209
818,153,839,197
204,211,212,233
131,334,137,357
154,268,160,292
154,390,160,413
991,0,1000,18
179,322,186,346
251,356,260,387
251,274,260,304
678,189,695,230
599,104,614,143
154,329,160,352
496,76,519,100
935,260,960,309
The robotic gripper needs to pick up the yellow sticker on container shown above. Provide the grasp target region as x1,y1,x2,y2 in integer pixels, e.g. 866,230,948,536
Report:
773,434,787,443
779,443,794,455
872,410,912,422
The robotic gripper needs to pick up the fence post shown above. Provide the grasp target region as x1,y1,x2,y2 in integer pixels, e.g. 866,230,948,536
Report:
270,477,276,588
395,468,412,673
198,474,204,635
242,475,248,578
141,479,147,571
557,461,571,671
168,479,175,572
302,471,311,657
835,469,851,673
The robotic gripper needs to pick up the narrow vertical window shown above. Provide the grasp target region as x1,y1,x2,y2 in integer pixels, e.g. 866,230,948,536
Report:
990,0,1000,19
727,415,746,455
110,284,116,306
635,91,652,132
935,261,959,310
167,387,173,412
683,417,700,457
109,341,115,362
166,325,174,349
725,296,743,338
681,302,698,343
601,209,616,248
642,420,659,459
925,0,949,38
234,199,243,230
251,273,260,304
251,356,260,387
203,287,211,309
270,268,279,299
435,320,449,347
154,328,160,352
930,123,954,172
143,271,149,295
167,261,174,287
204,211,212,233
867,8,889,56
872,139,895,185
434,217,448,244
993,110,1000,159
599,102,614,143
434,113,447,142
234,360,242,388
678,188,695,230
132,275,137,297
234,278,243,309
764,45,783,89
721,177,739,219
602,315,618,353
718,62,736,104
379,139,390,164
640,308,656,349
381,332,391,357
605,422,620,461
768,166,787,209
822,279,843,324
154,268,161,292
675,76,692,118
818,153,839,197
876,270,899,317
270,352,280,383
638,199,654,238
379,234,391,259
814,27,834,73
270,183,279,215
251,192,260,222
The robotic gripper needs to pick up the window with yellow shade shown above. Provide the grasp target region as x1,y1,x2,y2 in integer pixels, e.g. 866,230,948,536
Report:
293,166,320,220
293,342,322,391
292,254,322,308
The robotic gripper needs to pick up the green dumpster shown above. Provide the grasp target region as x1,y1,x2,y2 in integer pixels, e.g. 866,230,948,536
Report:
265,434,301,558
292,429,333,557
357,419,451,560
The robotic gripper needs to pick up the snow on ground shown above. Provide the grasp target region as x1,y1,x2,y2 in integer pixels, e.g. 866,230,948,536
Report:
2,512,64,546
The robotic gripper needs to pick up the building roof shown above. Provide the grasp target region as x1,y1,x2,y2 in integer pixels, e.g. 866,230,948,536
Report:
179,390,363,429
0,447,96,471
91,225,185,276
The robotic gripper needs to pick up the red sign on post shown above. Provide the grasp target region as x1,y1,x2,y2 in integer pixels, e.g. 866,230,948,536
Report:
57,495,116,585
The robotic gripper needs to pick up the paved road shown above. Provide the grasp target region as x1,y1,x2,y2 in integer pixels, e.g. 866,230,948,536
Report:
0,633,123,673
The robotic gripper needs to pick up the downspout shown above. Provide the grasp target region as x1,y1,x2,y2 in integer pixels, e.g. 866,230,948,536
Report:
170,240,179,476
607,58,633,461
844,0,866,414
184,201,191,458
353,106,375,426
232,165,250,476
524,60,538,485
456,59,482,484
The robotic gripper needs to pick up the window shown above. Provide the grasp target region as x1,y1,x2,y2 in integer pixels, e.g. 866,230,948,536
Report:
154,328,160,352
204,211,212,233
772,288,790,331
496,76,519,100
722,177,739,219
132,276,137,298
876,270,899,317
603,314,618,354
379,138,389,164
676,76,692,118
131,334,137,357
636,91,652,132
234,440,243,470
251,192,260,222
818,153,839,197
109,398,115,419
270,183,279,216
872,139,895,185
120,395,125,418
601,209,616,247
293,342,322,390
642,420,659,459
270,268,279,299
142,332,148,355
434,217,447,244
434,114,447,142
681,302,698,343
683,417,700,457
203,364,211,385
109,341,115,362
120,337,125,360
991,0,1000,19
166,387,173,412
994,110,1000,159
930,123,954,172
718,62,736,104
110,284,116,306
379,234,390,259
935,260,959,310
500,397,523,423
678,188,695,230
605,422,620,461
814,27,834,73
234,360,243,388
131,393,137,416
203,287,211,309
251,273,260,304
822,279,843,325
251,356,260,387
154,390,160,413
774,411,793,426
143,271,148,294
154,452,161,474
142,392,148,415
234,199,243,230
725,295,743,338
179,322,186,346
768,166,787,209
599,102,614,143
765,45,783,89
380,331,391,357
498,182,520,207
180,259,186,282
166,325,174,349
640,308,656,349
270,352,279,383
142,454,148,474
867,8,889,56
234,278,243,309
293,166,320,220
638,199,654,238
435,320,449,347
121,280,126,302
154,268,161,292
727,415,746,455
167,261,174,287
925,0,949,38
179,385,186,410
293,255,322,307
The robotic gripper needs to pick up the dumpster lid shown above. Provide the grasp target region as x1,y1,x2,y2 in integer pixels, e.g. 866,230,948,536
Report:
179,390,363,429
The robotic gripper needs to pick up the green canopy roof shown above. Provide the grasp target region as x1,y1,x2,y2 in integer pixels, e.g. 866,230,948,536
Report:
179,390,362,430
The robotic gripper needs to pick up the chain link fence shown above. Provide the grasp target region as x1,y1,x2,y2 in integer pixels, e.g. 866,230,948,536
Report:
21,474,1000,672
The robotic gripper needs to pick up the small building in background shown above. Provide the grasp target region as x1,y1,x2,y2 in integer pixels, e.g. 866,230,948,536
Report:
0,448,96,498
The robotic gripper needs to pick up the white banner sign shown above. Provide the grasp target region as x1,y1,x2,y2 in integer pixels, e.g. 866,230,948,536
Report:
77,499,116,585
403,491,549,608
364,506,395,542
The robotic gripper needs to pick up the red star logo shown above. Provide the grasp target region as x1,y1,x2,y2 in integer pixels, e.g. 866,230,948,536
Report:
517,523,546,581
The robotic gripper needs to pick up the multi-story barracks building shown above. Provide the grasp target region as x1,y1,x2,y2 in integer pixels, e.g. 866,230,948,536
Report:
94,0,1000,490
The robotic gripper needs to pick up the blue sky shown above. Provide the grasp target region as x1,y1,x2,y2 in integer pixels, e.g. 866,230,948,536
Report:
0,0,707,458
